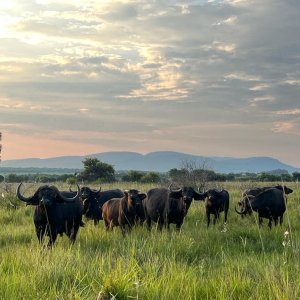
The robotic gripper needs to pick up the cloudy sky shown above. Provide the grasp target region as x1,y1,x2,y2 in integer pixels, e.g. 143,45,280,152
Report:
0,0,299,167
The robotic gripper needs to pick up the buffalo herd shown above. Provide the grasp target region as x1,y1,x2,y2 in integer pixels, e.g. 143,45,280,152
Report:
16,183,293,246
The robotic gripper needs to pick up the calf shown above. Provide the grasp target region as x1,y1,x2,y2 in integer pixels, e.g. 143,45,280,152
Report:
102,189,146,235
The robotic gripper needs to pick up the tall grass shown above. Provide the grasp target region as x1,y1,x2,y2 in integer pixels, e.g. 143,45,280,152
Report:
0,182,299,299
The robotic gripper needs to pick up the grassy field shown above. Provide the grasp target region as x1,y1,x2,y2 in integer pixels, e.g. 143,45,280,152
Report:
0,181,300,299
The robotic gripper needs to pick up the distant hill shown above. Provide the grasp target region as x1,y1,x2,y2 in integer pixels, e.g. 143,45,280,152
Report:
1,151,299,174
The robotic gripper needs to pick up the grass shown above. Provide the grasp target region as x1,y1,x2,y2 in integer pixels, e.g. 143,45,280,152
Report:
0,181,299,299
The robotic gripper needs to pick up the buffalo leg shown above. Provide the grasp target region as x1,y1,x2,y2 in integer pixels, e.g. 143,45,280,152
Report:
206,212,211,228
176,221,183,231
146,215,152,231
274,218,278,226
280,215,284,225
69,225,79,244
109,221,114,231
213,212,219,225
258,216,263,227
36,225,46,244
47,229,57,248
268,218,272,229
224,209,228,224
104,219,110,230
121,225,126,237
157,219,164,231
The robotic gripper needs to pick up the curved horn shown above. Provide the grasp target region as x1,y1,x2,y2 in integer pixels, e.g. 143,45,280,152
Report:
60,184,81,202
168,183,182,193
234,205,245,215
94,186,101,193
16,183,32,203
69,185,77,193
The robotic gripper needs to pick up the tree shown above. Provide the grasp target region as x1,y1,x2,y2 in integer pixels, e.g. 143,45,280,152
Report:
121,170,143,182
180,159,212,190
66,177,76,185
168,168,186,182
292,172,300,181
141,172,161,183
168,159,213,189
80,157,115,182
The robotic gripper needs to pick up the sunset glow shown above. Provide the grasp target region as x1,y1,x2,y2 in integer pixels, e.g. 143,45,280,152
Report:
0,0,299,167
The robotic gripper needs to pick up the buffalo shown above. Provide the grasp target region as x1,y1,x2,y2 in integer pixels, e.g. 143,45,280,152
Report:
235,187,286,229
242,185,293,198
75,186,124,225
200,189,229,227
240,185,293,224
144,185,187,231
182,186,206,215
17,183,83,247
102,189,146,235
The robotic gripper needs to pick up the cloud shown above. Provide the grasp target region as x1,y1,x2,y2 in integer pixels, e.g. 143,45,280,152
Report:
275,109,300,116
249,96,275,107
272,122,294,133
0,0,300,166
249,83,270,91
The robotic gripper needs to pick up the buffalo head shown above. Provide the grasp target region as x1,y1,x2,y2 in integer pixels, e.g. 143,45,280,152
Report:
181,187,206,214
79,186,101,218
17,183,80,206
125,189,146,208
235,194,255,216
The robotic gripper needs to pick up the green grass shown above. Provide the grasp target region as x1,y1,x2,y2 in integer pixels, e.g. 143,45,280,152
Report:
0,182,299,299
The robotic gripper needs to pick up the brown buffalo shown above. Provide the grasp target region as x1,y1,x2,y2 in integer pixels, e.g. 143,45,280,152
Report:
102,189,146,235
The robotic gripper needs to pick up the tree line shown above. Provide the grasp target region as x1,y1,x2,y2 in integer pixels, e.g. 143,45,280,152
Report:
1,157,300,184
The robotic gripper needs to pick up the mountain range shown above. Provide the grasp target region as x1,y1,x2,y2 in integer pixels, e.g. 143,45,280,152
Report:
1,151,299,174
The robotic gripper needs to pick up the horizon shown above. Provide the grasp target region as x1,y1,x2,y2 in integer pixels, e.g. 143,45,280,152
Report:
1,1,299,167
1,149,299,169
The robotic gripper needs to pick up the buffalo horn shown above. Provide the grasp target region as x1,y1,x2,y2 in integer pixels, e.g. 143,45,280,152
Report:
234,205,245,215
168,183,182,193
69,185,76,193
16,183,32,203
94,186,102,193
60,184,81,202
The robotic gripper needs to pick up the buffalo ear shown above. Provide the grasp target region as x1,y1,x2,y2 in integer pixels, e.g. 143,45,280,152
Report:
124,191,129,200
30,193,40,205
138,193,147,201
49,186,65,203
193,191,206,201
29,188,43,205
284,186,293,194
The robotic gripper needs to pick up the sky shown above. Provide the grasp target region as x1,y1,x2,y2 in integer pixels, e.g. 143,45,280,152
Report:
0,0,300,167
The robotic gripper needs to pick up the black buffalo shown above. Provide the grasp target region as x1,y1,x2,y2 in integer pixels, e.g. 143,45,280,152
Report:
200,189,229,227
242,185,293,198
102,189,146,235
240,185,293,223
182,186,206,215
144,185,187,231
17,183,83,247
77,186,124,225
235,187,286,229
